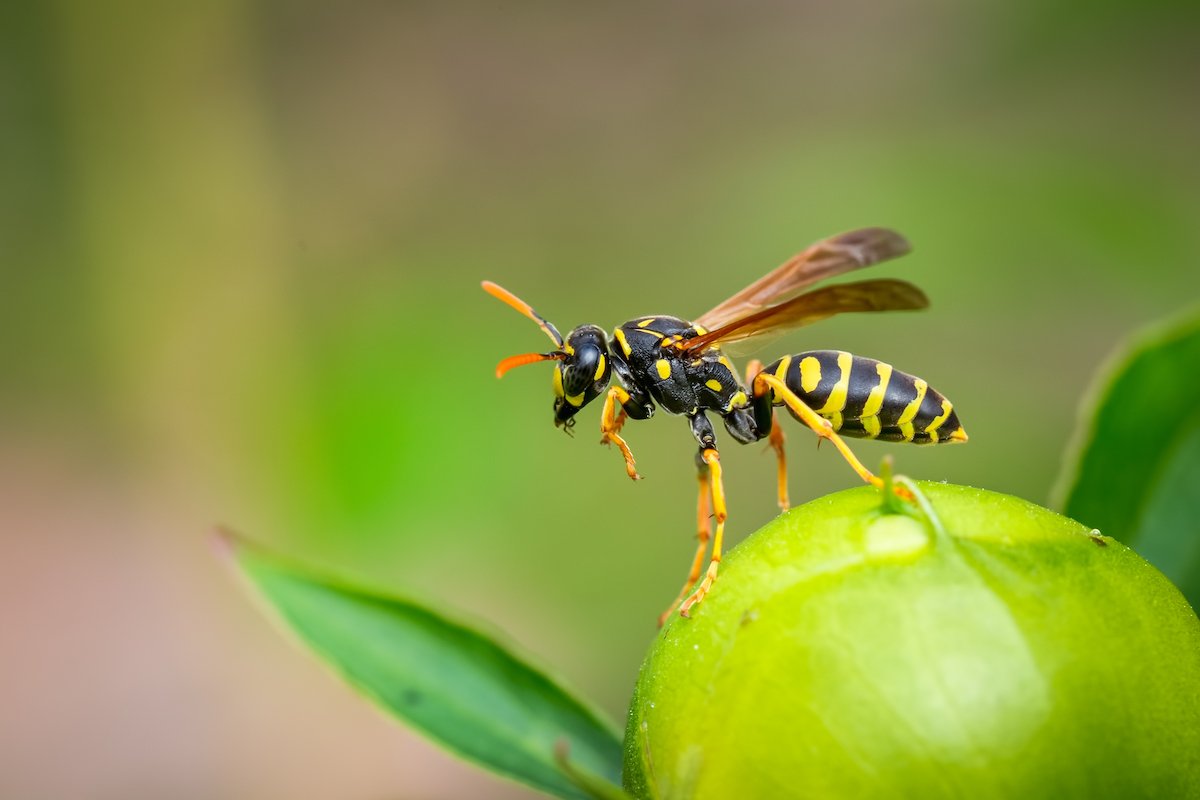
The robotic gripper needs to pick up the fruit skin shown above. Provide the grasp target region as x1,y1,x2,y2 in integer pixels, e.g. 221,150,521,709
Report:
623,482,1200,800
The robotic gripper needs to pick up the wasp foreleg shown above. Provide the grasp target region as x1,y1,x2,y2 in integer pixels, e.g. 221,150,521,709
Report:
599,385,649,480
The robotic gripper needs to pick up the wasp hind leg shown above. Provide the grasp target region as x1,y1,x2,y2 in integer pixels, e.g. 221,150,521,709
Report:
753,372,912,500
746,359,789,511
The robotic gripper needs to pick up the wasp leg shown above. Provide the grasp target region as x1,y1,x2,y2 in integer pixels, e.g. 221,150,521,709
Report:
680,447,727,618
753,372,912,500
600,385,642,480
747,359,788,511
657,456,713,627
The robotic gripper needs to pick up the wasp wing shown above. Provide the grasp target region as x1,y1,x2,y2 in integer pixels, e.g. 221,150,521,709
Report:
694,228,911,332
681,278,928,355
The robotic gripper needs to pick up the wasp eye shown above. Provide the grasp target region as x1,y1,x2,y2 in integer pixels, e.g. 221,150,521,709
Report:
562,348,601,396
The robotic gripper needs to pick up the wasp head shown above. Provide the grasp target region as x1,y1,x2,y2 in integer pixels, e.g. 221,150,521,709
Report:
483,282,613,432
552,325,612,431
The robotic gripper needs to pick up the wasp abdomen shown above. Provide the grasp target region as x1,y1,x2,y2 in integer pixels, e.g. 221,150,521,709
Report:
762,350,965,444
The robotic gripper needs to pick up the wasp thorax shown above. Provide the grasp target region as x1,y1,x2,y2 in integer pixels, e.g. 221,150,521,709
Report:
552,325,612,428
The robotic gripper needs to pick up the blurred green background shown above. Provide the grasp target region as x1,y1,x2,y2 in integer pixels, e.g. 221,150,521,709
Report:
2,2,1198,798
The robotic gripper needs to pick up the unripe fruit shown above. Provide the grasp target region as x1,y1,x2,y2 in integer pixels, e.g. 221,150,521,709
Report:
624,483,1200,799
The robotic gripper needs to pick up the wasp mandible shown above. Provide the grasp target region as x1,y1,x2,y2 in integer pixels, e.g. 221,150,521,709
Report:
482,228,966,623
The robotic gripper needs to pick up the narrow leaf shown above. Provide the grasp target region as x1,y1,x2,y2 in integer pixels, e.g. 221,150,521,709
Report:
1055,306,1200,608
224,534,624,800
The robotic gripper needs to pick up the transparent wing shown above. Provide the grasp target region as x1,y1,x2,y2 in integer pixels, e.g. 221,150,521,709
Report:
681,278,928,355
694,228,911,332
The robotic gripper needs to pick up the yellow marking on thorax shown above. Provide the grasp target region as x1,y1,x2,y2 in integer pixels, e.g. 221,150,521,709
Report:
718,355,736,373
552,365,564,397
705,379,723,392
565,392,585,407
817,352,853,414
655,359,672,380
563,342,575,355
693,324,708,335
897,379,928,425
728,391,748,409
614,328,632,356
861,362,893,418
798,356,822,393
862,415,882,438
925,398,953,434
594,354,607,382
637,317,657,328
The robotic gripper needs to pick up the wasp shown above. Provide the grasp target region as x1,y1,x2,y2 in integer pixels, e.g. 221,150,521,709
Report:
482,228,966,622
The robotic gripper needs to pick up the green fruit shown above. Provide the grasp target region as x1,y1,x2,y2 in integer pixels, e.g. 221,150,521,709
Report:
623,483,1200,799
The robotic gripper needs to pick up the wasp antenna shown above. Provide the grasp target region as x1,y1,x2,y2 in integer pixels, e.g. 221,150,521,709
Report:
482,280,564,347
495,351,563,379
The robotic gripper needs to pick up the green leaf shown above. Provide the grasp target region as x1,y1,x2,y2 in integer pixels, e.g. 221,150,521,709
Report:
224,534,624,800
1055,306,1200,609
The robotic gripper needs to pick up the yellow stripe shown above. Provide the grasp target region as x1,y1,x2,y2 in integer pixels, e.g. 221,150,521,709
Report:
799,356,821,393
563,342,575,355
655,359,672,380
825,411,843,431
774,355,791,382
925,398,953,434
614,328,632,356
897,379,928,425
566,392,584,406
861,362,892,418
728,391,748,409
693,324,708,335
817,352,853,414
637,317,657,328
899,420,915,442
552,365,564,398
862,415,881,439
593,354,606,382
705,379,723,392
719,355,736,373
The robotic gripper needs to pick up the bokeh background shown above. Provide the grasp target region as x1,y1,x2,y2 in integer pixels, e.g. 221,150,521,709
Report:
3,2,1198,798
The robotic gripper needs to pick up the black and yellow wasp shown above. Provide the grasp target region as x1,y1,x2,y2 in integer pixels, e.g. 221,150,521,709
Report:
482,228,966,622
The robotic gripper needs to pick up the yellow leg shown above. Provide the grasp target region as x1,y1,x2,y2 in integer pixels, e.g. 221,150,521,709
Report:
746,359,789,511
679,448,727,618
657,466,713,626
768,421,789,511
754,373,912,501
599,386,640,480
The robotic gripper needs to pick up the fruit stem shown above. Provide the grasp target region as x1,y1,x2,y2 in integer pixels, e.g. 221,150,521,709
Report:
893,475,952,547
877,456,908,516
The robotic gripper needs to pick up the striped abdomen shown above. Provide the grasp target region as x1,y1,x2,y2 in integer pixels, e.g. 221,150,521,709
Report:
761,350,966,444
